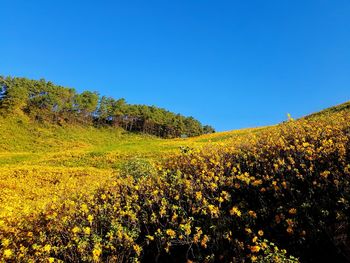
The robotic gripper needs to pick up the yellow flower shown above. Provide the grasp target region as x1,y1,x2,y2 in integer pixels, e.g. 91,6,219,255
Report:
302,142,310,147
84,227,91,235
251,255,258,262
221,191,230,201
180,223,192,235
288,208,297,215
250,245,261,253
201,235,209,248
1,238,10,247
208,204,219,217
258,230,264,236
133,244,142,256
321,171,330,178
81,203,89,213
93,246,102,261
166,229,176,239
195,191,202,201
146,235,154,241
88,214,94,224
72,226,80,234
252,179,263,186
229,206,241,217
248,210,257,218
172,212,178,222
44,244,51,252
49,258,55,263
3,249,13,258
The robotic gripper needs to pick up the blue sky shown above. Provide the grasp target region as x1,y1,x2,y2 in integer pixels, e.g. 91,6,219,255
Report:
1,0,350,131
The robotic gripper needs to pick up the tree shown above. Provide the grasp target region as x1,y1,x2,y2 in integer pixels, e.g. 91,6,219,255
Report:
203,125,215,134
97,96,114,124
112,98,126,126
0,77,29,114
74,91,99,122
184,117,203,137
0,76,6,101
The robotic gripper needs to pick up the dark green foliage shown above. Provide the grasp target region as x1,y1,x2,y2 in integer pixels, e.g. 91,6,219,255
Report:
0,76,29,114
0,76,212,138
203,125,215,134
183,116,203,137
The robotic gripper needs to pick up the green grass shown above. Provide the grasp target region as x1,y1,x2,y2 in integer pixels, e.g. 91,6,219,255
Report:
1,100,349,168
0,116,267,168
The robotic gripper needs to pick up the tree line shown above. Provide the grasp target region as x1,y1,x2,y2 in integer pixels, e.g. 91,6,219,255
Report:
0,76,215,138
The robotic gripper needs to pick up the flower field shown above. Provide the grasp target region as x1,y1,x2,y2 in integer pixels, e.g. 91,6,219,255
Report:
1,110,350,262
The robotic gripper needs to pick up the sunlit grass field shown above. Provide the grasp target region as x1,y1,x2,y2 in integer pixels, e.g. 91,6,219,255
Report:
0,116,262,221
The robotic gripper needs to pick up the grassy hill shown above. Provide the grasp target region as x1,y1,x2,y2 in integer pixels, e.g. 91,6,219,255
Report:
0,116,265,166
304,100,350,119
0,101,350,262
0,115,264,221
0,101,348,219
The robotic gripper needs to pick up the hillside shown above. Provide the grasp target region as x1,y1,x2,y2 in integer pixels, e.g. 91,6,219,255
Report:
0,76,215,139
304,100,350,119
0,101,350,262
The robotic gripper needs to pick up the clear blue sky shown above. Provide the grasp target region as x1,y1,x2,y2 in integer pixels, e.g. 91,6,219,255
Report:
1,0,350,131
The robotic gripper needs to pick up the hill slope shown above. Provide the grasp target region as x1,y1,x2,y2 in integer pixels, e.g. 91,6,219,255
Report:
1,101,350,262
304,100,350,119
0,76,215,138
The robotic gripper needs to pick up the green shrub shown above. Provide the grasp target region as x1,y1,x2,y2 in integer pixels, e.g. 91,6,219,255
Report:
119,158,157,180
